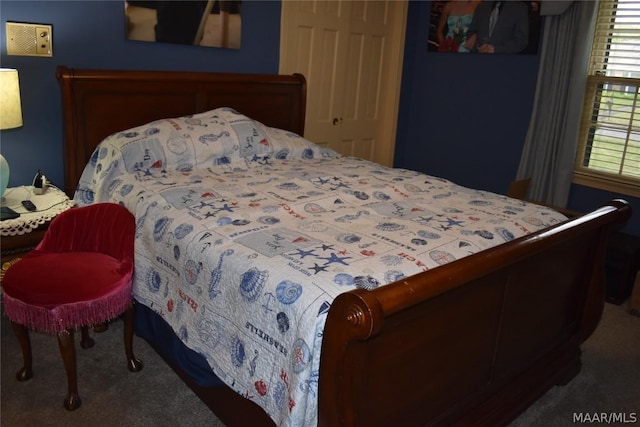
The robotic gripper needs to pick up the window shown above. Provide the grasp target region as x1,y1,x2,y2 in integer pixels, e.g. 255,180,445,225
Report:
574,0,640,197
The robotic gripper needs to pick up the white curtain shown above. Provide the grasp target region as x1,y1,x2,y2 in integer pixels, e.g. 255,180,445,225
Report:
516,0,598,207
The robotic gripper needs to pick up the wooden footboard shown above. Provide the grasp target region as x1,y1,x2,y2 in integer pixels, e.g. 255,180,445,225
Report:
318,200,631,427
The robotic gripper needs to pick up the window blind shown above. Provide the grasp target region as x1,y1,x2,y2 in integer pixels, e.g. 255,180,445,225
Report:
575,0,640,196
590,0,640,76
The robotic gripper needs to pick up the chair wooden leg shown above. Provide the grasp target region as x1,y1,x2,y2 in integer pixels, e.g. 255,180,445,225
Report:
57,329,81,411
10,322,33,381
93,322,109,333
79,326,95,349
123,305,143,373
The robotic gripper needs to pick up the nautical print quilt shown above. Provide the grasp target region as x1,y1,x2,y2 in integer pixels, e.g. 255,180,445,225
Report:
74,107,567,427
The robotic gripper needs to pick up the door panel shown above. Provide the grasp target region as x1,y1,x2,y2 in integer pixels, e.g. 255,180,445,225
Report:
280,0,406,166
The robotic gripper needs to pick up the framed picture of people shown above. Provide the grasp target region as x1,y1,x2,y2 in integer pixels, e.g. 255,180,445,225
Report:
428,1,541,54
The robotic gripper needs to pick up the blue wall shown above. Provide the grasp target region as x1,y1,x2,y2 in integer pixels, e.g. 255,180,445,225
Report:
1,0,637,235
0,0,281,190
396,1,638,235
395,2,540,193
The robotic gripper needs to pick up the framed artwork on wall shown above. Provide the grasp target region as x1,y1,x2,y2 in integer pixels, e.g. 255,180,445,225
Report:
125,1,242,49
428,1,541,54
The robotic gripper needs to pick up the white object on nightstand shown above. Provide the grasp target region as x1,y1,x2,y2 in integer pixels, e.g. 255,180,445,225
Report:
0,185,74,236
32,170,49,195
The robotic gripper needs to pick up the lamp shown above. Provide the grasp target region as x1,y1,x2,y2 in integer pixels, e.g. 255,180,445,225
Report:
0,68,23,200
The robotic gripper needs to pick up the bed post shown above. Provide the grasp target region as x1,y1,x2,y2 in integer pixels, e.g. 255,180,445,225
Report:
318,289,384,426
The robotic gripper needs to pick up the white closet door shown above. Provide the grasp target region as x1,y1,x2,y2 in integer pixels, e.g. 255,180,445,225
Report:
280,0,407,166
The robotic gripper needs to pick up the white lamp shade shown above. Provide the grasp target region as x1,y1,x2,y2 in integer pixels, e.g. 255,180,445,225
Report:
1,68,22,199
0,68,23,130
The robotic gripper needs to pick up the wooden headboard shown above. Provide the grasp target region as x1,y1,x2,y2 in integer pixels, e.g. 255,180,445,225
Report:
56,66,307,197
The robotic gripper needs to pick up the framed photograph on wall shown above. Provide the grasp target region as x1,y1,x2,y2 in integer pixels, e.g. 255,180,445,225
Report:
428,1,541,54
125,0,242,49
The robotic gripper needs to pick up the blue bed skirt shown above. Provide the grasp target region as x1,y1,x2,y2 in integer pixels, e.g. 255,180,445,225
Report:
134,301,226,388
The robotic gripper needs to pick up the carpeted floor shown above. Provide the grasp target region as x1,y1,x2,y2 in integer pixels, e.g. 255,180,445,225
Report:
1,302,638,426
0,308,223,427
509,301,640,427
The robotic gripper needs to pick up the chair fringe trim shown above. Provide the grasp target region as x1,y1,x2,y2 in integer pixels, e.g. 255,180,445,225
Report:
3,286,133,334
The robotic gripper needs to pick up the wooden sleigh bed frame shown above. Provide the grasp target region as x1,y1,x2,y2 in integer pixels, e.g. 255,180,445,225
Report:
57,66,631,426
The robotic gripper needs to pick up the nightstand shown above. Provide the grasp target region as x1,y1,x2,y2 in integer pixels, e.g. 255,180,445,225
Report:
1,185,75,269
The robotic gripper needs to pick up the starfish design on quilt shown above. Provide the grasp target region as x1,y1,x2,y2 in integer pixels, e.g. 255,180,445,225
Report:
251,154,273,166
331,181,350,191
313,177,330,185
316,176,347,191
203,203,236,219
217,203,235,213
438,217,465,231
415,215,437,225
320,244,334,251
291,248,317,259
318,252,352,266
308,263,329,274
193,200,217,210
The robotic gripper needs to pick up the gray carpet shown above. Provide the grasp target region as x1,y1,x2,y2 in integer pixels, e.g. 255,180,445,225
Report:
2,302,638,426
510,301,640,427
1,309,223,427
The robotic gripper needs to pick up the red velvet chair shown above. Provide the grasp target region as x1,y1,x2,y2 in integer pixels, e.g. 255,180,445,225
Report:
2,202,143,411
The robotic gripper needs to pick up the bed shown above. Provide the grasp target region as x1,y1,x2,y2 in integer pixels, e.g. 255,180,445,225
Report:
56,66,631,427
